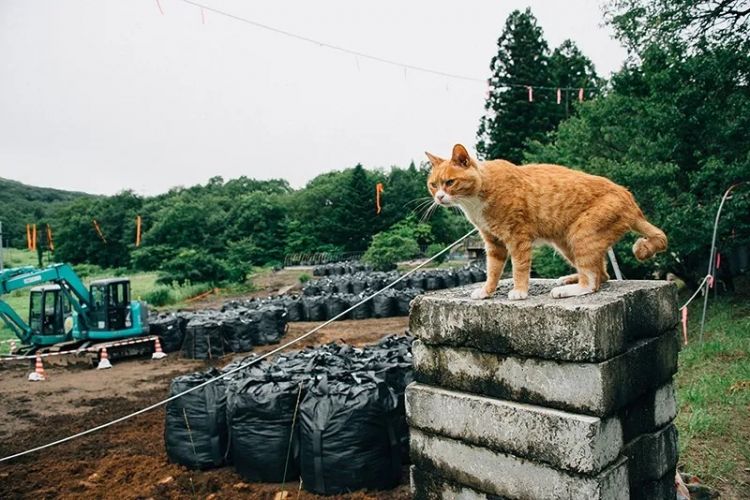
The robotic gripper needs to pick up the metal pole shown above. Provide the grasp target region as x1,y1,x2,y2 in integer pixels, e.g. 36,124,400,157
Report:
0,221,4,272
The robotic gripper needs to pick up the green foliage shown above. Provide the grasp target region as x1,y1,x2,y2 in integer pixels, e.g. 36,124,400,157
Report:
142,286,173,307
531,247,574,278
527,41,750,279
425,242,447,264
605,0,750,54
477,8,600,163
157,248,229,285
298,273,312,284
363,217,426,270
0,177,91,249
54,191,142,269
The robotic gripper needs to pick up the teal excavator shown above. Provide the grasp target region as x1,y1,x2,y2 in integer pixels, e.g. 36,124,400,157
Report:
0,264,149,353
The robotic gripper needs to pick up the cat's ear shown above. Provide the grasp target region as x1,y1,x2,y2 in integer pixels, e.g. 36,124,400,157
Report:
425,152,445,168
451,144,472,168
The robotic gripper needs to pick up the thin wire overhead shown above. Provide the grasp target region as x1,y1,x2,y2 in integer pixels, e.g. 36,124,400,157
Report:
173,0,596,92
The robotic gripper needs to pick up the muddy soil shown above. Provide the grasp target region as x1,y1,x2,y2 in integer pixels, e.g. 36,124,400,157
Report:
0,316,410,499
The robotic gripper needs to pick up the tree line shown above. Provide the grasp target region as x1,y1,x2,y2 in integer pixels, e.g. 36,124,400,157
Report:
6,2,748,285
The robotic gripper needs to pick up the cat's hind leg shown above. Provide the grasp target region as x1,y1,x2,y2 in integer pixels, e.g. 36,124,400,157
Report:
556,273,579,285
550,281,595,298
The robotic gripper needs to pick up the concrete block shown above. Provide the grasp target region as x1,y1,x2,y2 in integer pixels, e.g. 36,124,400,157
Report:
623,424,679,484
412,332,678,416
410,429,630,500
411,466,493,500
410,279,678,362
406,383,622,474
619,383,677,443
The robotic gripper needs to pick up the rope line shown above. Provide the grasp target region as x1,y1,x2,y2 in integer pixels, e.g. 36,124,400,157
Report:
0,229,477,463
175,0,596,91
679,274,712,311
281,382,304,491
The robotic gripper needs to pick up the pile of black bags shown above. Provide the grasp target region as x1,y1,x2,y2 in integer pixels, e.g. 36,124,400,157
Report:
149,304,289,359
164,334,414,495
312,260,372,276
220,265,487,324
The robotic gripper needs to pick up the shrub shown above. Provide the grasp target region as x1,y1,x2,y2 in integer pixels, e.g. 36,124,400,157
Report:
143,286,174,307
298,273,312,284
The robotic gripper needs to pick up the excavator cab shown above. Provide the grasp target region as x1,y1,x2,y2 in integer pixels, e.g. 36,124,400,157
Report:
88,279,133,331
28,285,72,346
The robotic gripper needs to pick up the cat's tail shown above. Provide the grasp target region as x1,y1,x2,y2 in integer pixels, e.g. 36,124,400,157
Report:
631,217,668,261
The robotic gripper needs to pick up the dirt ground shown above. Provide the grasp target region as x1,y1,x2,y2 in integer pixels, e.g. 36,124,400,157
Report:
0,315,410,499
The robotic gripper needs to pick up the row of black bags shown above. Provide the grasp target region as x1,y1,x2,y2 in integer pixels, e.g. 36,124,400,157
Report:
312,260,372,276
164,334,413,495
302,266,486,297
149,305,288,359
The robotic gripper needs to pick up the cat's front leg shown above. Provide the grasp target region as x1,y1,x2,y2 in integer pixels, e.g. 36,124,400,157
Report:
471,234,508,300
507,239,532,300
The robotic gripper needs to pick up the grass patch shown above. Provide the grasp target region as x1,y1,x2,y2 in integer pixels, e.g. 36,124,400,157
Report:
676,294,750,496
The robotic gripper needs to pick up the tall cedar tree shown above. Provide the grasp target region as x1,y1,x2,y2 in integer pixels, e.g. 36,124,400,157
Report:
477,9,599,163
477,9,552,163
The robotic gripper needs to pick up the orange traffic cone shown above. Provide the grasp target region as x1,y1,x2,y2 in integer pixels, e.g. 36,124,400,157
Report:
97,347,112,369
28,355,46,381
152,338,167,360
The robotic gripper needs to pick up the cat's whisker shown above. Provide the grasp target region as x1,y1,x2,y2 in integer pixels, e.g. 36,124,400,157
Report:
411,199,435,215
404,196,433,208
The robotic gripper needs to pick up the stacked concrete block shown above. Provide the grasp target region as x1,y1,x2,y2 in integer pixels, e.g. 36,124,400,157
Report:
407,279,680,500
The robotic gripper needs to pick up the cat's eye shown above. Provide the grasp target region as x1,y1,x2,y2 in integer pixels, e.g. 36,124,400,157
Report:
429,182,437,189
444,179,455,187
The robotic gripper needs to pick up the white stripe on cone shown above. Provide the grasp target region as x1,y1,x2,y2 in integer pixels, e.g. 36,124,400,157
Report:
152,338,167,360
97,347,112,370
28,355,46,381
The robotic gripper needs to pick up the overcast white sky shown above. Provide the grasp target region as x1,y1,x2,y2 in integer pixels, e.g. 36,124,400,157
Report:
0,0,627,196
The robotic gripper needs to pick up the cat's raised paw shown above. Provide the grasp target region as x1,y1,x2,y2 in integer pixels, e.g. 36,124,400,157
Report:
507,289,528,301
470,288,490,300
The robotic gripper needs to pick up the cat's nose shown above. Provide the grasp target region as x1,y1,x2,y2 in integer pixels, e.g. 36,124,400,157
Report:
436,192,446,202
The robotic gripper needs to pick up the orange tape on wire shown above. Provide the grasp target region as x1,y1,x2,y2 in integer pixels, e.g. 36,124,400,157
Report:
375,183,384,214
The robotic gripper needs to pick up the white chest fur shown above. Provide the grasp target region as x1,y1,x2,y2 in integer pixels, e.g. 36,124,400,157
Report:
457,197,491,233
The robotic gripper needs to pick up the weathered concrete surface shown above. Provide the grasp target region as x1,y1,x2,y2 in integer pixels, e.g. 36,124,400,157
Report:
406,383,622,474
411,466,494,500
410,279,678,362
619,383,677,443
410,429,629,500
623,424,679,484
412,332,678,416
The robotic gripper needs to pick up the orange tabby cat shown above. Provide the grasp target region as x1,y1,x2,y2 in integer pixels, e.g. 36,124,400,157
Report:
425,144,667,300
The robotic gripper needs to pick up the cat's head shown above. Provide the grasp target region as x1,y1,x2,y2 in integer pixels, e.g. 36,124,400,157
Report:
425,144,481,206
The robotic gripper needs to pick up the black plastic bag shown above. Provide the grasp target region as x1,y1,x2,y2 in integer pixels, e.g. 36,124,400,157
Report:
302,296,326,322
221,312,256,353
372,290,396,318
164,369,229,469
325,295,350,321
150,313,184,353
347,294,372,320
395,288,420,316
253,306,288,345
299,374,401,495
227,376,305,483
182,317,225,359
281,296,304,322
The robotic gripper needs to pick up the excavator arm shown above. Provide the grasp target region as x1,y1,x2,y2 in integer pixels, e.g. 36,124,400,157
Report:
0,299,32,344
0,264,93,344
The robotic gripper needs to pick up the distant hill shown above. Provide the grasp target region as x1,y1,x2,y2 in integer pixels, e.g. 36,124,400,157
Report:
0,177,94,248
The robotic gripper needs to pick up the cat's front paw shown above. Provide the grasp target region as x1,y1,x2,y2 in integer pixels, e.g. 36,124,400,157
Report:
471,288,490,300
507,289,528,301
